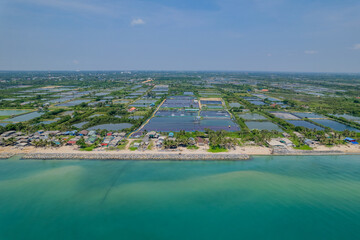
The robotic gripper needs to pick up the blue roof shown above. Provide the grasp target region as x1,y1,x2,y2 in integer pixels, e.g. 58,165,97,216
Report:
344,137,355,141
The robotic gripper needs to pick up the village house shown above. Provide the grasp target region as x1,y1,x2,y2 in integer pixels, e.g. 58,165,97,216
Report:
128,107,136,113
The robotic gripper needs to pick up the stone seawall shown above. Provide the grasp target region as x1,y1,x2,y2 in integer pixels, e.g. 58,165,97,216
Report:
0,153,15,159
272,149,345,155
22,153,250,160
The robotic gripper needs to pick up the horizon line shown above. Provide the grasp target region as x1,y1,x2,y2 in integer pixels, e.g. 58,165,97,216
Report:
0,70,360,75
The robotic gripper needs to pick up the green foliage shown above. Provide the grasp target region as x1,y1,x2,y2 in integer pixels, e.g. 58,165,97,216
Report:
187,145,199,150
117,140,128,150
294,145,313,150
207,146,228,153
76,137,87,148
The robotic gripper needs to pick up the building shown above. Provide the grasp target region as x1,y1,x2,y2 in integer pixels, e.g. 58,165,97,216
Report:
79,130,89,136
267,138,294,147
197,137,205,146
146,131,159,138
344,137,359,144
67,140,77,145
1,131,16,138
86,135,97,144
88,130,97,136
128,107,136,113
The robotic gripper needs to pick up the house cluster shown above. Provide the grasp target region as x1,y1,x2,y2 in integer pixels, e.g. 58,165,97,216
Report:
0,130,127,148
131,131,209,150
0,130,63,147
100,132,126,147
64,130,126,147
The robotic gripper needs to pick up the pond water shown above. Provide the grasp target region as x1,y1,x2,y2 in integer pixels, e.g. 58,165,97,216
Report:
94,93,109,96
137,117,240,135
204,105,223,109
56,99,91,107
87,123,133,131
1,98,17,101
130,100,156,107
246,121,283,132
0,110,30,116
73,122,89,128
312,119,360,132
115,100,131,104
35,120,58,125
271,112,300,120
229,102,242,108
201,111,230,118
129,116,144,120
238,113,267,120
61,111,74,116
248,100,266,106
286,120,324,131
128,92,143,96
89,114,103,118
201,100,222,105
156,110,198,117
199,93,221,96
133,100,157,104
162,99,199,108
332,114,360,121
47,97,74,104
6,112,44,122
266,97,281,102
292,112,325,119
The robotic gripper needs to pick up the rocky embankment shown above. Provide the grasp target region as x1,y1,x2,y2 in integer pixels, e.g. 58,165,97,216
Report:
272,148,344,155
22,152,250,160
0,153,15,159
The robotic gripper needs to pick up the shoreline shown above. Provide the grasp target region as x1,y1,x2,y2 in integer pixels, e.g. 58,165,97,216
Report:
1,144,360,160
0,147,360,161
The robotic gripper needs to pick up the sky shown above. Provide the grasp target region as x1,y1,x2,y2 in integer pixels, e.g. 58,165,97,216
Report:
0,0,360,72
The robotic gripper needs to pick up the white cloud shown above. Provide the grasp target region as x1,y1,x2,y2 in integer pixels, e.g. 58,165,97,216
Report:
131,18,145,26
73,60,79,65
305,50,318,55
353,43,360,50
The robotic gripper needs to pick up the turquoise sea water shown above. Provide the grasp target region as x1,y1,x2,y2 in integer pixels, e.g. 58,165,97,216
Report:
0,156,360,240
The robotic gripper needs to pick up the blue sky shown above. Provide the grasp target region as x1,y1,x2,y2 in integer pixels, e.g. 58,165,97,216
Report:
0,0,360,72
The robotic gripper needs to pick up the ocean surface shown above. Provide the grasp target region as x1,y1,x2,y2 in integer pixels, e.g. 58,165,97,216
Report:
0,155,360,240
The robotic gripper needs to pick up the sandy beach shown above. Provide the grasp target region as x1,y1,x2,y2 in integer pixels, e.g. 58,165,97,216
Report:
1,143,359,160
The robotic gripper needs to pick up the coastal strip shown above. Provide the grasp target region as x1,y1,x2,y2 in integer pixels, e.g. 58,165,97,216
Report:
21,153,250,161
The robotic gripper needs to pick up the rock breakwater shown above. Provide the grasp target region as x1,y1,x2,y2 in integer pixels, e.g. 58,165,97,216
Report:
22,152,250,160
0,153,15,159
